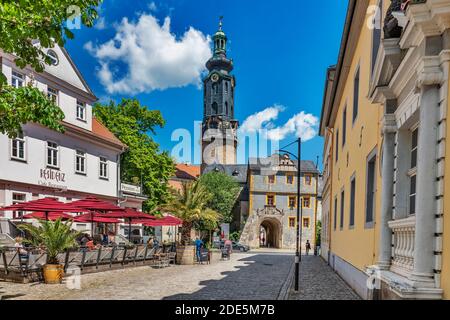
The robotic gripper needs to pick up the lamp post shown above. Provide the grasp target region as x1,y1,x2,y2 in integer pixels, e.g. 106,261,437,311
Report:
277,137,302,292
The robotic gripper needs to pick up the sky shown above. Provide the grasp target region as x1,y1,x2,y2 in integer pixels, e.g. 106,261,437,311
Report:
66,0,349,167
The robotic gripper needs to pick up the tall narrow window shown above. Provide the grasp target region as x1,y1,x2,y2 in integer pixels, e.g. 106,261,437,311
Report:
75,150,86,174
409,128,418,215
303,217,310,229
353,67,360,122
305,174,312,186
99,156,108,179
288,196,297,209
289,217,296,228
266,194,275,207
366,152,377,226
340,190,345,230
11,133,26,161
12,71,24,88
303,197,311,209
286,174,294,185
47,87,58,105
350,176,356,227
342,107,347,146
334,197,338,230
371,0,383,75
225,82,229,94
46,141,59,168
268,175,276,184
76,101,86,121
335,129,339,162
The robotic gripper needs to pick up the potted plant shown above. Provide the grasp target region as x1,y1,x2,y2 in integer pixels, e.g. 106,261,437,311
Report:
162,181,219,265
19,218,80,284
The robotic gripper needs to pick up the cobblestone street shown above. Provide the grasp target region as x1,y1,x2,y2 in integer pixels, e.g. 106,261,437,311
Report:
0,250,360,300
288,255,360,300
0,250,294,300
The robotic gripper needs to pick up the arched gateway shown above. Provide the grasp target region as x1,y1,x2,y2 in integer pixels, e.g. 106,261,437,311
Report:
259,218,282,248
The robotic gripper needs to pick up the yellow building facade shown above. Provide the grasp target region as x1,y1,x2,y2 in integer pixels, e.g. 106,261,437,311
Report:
321,0,450,299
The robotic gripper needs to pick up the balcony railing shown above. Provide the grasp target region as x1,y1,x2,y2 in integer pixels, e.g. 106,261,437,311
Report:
388,216,416,277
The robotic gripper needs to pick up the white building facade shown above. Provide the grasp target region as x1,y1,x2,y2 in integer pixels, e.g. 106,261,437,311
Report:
0,46,128,235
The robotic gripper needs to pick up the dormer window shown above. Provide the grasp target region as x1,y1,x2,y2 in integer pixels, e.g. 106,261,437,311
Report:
76,101,86,121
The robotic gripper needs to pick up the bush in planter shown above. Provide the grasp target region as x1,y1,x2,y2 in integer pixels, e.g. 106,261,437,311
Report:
19,218,81,284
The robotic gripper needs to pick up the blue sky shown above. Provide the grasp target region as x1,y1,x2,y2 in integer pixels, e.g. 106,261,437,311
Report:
66,0,348,167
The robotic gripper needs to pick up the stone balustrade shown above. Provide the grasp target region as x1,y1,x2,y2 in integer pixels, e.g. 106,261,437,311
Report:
388,216,416,277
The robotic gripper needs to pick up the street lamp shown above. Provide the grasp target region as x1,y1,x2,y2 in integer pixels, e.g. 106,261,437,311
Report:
276,137,302,292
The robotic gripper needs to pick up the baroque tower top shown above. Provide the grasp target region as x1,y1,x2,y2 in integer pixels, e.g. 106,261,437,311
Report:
201,17,238,167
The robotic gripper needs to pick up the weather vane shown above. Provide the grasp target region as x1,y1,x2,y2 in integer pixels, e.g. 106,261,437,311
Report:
219,16,223,30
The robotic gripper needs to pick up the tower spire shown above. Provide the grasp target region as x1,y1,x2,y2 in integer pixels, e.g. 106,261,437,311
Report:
219,16,223,31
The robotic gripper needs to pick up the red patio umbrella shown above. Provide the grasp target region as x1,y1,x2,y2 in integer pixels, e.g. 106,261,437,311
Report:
103,209,156,242
22,212,74,221
133,215,182,227
0,197,88,221
68,197,123,237
69,196,123,212
74,213,120,224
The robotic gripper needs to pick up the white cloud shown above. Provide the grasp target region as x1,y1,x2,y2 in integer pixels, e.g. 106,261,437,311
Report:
240,105,319,142
240,105,284,134
85,14,212,94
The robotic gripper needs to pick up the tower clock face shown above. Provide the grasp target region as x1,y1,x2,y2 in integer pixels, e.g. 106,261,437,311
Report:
211,73,219,82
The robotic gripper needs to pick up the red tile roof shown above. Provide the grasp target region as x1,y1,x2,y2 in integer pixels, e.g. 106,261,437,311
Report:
174,164,201,180
92,117,124,146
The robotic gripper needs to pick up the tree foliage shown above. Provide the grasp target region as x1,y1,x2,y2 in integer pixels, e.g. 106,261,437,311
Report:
0,0,101,137
93,99,175,211
198,172,241,224
0,82,65,138
163,181,220,245
19,219,81,265
0,0,100,73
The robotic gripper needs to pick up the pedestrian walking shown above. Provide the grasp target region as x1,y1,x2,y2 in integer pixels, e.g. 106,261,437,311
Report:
306,240,311,256
195,237,203,263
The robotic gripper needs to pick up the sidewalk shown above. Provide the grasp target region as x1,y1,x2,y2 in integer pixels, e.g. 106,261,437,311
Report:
288,255,361,300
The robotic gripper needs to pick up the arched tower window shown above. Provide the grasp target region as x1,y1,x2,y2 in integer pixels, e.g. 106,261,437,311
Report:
212,102,218,114
225,82,228,94
212,83,218,94
225,102,228,115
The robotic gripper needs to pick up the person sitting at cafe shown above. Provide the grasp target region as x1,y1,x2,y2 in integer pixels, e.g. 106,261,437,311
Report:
86,237,96,250
14,237,29,261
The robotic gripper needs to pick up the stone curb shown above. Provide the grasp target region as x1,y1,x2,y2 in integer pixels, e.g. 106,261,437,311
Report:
277,261,295,300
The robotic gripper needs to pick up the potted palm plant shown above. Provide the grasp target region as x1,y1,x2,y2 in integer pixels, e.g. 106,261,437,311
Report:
19,219,80,284
163,181,219,265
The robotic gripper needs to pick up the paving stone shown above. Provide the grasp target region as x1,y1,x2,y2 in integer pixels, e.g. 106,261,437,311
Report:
0,250,293,300
288,255,361,300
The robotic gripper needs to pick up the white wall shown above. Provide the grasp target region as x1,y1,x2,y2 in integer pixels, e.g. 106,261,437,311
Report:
1,49,94,131
0,123,119,198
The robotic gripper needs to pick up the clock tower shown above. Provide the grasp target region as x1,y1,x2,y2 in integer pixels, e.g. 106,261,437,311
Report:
202,18,238,169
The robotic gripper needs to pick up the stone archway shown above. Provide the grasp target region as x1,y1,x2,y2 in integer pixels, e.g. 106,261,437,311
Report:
259,218,282,249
